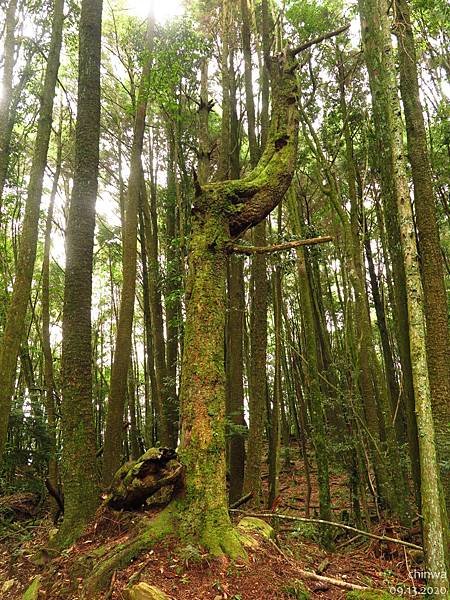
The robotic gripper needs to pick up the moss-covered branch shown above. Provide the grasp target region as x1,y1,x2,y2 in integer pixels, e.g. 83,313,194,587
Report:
228,236,332,255
193,49,300,237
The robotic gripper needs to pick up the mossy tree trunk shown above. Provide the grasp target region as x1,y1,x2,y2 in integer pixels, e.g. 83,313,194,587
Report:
176,208,241,555
59,0,103,547
394,0,450,515
360,0,449,589
337,51,411,524
175,50,299,552
358,0,421,508
226,255,246,505
164,126,180,447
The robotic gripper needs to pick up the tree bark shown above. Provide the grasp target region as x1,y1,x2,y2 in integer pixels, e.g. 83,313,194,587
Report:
358,0,421,508
176,48,299,553
226,255,246,504
164,126,180,446
42,116,63,509
0,0,18,210
268,263,282,509
241,0,268,507
59,0,103,547
360,0,449,589
394,0,450,514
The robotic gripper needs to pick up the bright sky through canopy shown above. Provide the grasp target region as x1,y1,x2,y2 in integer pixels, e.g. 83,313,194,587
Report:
125,0,184,22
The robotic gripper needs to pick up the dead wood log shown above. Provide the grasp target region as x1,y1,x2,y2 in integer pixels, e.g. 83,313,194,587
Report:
107,447,182,511
0,492,40,520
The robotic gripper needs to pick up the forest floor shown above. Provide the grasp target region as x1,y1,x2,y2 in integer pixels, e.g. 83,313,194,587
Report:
0,454,422,599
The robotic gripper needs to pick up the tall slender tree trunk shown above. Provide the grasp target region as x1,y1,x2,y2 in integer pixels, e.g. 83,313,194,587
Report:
222,30,246,503
268,263,282,509
0,0,18,210
226,254,246,504
139,206,159,446
338,54,410,523
358,0,421,507
0,0,64,461
128,359,141,460
197,58,211,185
142,172,171,446
59,0,103,547
103,14,155,485
288,190,332,544
240,0,258,164
394,124,450,597
164,126,180,446
394,0,450,513
360,0,449,589
241,0,268,505
42,116,62,506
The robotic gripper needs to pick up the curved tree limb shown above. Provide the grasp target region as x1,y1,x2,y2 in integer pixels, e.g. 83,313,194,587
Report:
193,49,300,238
292,24,351,57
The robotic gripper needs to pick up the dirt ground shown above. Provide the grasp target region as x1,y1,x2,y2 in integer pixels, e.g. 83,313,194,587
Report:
0,458,422,599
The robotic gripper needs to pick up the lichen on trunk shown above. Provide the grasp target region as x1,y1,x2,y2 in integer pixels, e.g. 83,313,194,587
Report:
175,204,243,556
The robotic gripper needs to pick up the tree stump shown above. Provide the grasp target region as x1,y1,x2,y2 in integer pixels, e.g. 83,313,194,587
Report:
107,448,182,511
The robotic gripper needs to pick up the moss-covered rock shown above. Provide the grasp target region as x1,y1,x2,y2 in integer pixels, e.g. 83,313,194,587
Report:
22,576,42,600
125,582,171,600
237,516,275,540
346,590,396,600
2,579,15,594
281,579,310,599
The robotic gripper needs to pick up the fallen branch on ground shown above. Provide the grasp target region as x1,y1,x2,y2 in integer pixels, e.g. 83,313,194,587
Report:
230,492,253,509
230,510,422,551
268,537,369,591
297,568,369,591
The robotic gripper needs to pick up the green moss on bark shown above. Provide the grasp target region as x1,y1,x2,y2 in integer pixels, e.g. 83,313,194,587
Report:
22,577,42,600
84,505,175,594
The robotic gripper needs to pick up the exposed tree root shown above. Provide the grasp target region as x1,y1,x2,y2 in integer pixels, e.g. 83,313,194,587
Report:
84,504,176,594
82,501,247,596
194,508,246,559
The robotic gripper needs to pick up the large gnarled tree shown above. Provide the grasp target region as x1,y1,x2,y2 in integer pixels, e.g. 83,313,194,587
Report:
84,28,348,592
